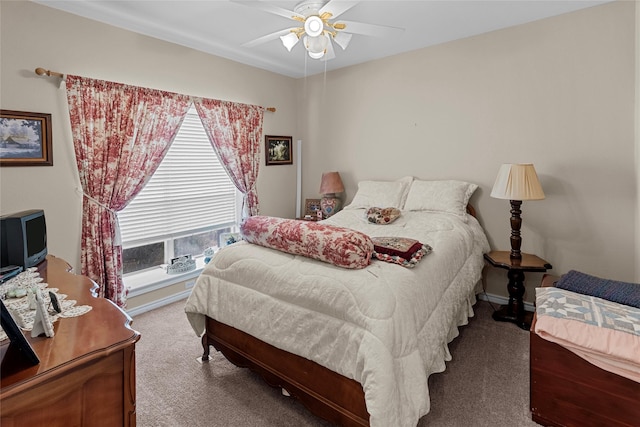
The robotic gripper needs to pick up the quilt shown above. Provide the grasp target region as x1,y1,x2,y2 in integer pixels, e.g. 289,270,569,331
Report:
534,287,640,383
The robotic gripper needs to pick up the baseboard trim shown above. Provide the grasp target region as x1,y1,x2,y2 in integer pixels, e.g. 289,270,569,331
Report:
126,290,190,317
477,292,535,312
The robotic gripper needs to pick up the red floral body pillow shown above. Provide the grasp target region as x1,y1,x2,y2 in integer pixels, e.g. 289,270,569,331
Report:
240,216,374,269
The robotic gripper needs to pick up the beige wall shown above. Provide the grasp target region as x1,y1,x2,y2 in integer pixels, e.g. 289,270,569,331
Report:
0,1,298,271
298,1,637,298
1,1,637,304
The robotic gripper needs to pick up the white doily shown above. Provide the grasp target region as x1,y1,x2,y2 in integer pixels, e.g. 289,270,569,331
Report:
1,267,92,341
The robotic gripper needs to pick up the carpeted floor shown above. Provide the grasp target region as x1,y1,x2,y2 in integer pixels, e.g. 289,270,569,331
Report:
133,298,539,426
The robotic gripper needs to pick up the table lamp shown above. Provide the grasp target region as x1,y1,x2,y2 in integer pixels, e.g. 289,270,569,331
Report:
319,171,345,218
490,164,545,260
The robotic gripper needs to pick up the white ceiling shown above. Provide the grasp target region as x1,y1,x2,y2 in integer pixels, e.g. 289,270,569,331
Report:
32,0,612,79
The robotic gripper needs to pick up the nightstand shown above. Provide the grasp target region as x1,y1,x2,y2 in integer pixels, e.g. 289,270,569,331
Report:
483,250,552,330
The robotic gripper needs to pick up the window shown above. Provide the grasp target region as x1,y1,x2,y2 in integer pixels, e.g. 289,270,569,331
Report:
118,106,239,275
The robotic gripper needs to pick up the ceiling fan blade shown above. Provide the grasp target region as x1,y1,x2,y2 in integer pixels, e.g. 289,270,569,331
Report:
337,20,405,38
319,1,359,19
322,39,336,61
333,31,352,50
242,28,298,48
232,1,304,21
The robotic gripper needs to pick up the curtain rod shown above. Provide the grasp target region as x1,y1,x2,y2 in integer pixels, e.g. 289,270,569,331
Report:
34,67,276,113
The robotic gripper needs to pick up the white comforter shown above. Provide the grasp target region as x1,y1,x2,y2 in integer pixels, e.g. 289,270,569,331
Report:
185,209,490,427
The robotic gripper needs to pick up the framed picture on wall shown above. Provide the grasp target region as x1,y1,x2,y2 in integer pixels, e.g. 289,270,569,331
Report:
0,110,53,166
265,135,292,166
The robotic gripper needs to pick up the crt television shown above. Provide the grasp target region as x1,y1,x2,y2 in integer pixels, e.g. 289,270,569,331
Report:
0,209,48,269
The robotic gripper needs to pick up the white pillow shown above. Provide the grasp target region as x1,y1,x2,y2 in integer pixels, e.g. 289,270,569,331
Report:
403,180,478,220
344,176,413,210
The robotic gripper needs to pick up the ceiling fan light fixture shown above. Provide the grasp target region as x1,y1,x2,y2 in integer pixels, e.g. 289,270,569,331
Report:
304,34,328,55
333,31,352,50
308,50,325,59
304,15,324,37
280,32,299,51
304,34,328,59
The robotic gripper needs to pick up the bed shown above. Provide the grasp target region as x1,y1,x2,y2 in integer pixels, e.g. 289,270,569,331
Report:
530,274,640,427
185,178,490,427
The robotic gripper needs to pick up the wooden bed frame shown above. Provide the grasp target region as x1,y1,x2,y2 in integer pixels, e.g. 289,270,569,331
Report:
199,204,480,426
530,275,640,427
202,318,369,426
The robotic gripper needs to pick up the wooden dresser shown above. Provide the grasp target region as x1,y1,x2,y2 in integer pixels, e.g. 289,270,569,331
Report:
1,255,140,426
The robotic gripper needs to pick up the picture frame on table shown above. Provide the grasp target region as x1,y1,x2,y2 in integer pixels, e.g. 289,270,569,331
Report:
0,110,53,166
219,232,242,248
305,199,321,217
0,299,40,366
265,135,292,166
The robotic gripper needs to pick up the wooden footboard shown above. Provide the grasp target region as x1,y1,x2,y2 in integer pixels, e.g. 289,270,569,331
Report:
530,276,640,427
202,316,370,427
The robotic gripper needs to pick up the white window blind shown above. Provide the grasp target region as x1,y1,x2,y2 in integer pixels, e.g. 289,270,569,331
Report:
118,106,237,247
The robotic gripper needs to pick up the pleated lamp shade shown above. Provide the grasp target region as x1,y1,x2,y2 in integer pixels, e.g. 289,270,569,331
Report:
490,164,545,201
319,172,345,195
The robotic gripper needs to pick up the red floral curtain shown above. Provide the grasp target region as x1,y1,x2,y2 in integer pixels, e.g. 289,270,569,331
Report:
194,99,264,217
66,75,191,307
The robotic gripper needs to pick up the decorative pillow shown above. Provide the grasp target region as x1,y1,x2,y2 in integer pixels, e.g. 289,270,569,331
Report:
240,216,373,269
403,179,478,221
371,236,423,259
372,239,432,268
344,176,413,210
365,207,401,225
555,270,640,309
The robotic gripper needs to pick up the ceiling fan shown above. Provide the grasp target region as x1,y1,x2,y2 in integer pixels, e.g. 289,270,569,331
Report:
234,0,404,61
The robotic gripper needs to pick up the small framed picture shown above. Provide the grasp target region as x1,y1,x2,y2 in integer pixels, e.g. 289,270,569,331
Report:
219,232,242,248
0,110,53,166
1,299,40,365
305,198,321,216
265,135,292,166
